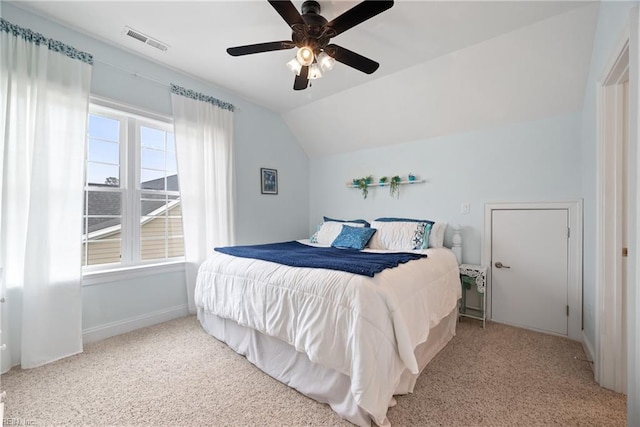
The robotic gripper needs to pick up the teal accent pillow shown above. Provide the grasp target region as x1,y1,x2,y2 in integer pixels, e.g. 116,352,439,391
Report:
331,225,377,250
421,223,433,249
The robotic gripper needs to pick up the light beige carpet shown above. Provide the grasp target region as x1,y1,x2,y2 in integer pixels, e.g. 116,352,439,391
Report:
2,316,626,426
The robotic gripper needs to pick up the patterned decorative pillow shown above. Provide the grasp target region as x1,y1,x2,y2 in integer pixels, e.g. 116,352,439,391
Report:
313,221,366,245
368,221,432,250
373,217,446,248
331,225,377,250
374,217,434,225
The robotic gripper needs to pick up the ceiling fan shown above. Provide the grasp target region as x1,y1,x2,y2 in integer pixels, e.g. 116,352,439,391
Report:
226,0,394,91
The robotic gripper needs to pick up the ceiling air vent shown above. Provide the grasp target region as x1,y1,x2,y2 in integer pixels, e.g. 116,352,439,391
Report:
123,26,169,52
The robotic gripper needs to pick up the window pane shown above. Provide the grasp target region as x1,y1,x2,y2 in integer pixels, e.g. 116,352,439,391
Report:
140,194,167,235
140,193,182,260
83,215,122,235
88,139,119,165
141,169,165,190
87,162,120,187
140,238,167,260
140,197,174,225
83,190,122,266
167,133,175,152
140,213,183,239
167,214,183,238
141,126,165,150
141,192,167,201
167,173,179,191
85,190,121,215
168,237,184,258
141,147,166,170
83,239,122,266
141,214,166,239
88,115,119,142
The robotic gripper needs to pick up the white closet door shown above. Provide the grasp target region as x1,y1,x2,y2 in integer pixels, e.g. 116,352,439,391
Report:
491,209,569,335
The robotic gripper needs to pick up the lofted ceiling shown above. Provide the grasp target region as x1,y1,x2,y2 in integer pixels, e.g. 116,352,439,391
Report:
12,1,600,157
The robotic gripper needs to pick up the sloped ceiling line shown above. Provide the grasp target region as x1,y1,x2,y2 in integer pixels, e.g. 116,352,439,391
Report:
14,1,599,157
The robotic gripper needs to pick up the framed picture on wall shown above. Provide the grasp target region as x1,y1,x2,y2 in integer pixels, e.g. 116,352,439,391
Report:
260,168,278,195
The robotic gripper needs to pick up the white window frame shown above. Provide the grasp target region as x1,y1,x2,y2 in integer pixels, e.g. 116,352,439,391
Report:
82,97,184,277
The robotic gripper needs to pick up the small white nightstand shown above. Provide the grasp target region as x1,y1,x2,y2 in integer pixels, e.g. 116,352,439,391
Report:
459,264,488,328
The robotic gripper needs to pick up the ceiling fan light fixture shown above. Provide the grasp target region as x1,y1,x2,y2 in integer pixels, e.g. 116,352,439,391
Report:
286,57,302,75
317,51,335,72
308,63,322,80
296,46,314,66
227,0,395,91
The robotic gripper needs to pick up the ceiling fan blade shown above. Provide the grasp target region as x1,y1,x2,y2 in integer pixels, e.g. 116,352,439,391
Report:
326,44,379,74
293,66,309,90
326,0,394,37
268,0,304,28
227,41,295,56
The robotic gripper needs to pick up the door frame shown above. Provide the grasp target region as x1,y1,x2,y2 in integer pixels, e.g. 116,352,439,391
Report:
595,15,634,395
482,201,583,341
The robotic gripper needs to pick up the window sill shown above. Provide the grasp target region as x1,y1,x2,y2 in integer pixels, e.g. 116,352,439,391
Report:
82,260,185,286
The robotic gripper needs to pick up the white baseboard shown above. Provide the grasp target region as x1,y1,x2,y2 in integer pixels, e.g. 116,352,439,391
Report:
582,330,596,370
82,304,190,344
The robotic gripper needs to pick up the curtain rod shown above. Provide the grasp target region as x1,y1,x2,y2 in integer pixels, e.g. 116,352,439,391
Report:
94,59,240,111
94,59,168,86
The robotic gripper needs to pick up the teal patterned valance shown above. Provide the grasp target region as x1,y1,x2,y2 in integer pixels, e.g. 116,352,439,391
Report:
0,18,93,65
170,83,235,112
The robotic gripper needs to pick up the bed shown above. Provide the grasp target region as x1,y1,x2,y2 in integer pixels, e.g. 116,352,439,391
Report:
194,218,462,426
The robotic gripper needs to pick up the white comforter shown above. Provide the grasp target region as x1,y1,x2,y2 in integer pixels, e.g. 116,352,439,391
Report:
194,243,461,425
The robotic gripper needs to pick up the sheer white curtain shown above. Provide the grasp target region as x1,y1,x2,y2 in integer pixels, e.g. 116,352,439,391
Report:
170,84,235,313
0,19,92,371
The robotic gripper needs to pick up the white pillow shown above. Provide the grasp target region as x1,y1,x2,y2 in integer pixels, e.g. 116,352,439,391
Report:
428,222,447,248
314,221,365,245
368,221,431,250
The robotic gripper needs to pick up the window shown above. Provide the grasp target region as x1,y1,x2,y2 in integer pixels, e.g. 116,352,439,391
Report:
82,102,184,269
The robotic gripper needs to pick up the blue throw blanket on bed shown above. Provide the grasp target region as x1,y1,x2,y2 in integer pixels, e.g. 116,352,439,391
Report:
214,241,426,277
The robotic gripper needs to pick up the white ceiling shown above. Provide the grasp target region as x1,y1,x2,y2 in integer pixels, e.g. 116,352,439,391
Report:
13,0,600,157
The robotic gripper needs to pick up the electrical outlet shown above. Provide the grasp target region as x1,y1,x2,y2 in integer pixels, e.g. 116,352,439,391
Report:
461,202,470,214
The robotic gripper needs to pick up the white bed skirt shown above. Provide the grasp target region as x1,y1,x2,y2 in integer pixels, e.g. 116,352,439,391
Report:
197,307,458,426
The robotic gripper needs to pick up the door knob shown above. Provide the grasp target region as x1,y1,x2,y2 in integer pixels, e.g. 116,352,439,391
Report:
495,261,511,269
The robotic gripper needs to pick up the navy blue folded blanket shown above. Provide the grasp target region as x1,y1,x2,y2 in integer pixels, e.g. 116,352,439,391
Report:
214,241,426,277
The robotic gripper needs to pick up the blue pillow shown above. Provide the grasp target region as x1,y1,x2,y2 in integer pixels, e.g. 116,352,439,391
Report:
375,217,435,226
331,225,377,250
324,216,371,227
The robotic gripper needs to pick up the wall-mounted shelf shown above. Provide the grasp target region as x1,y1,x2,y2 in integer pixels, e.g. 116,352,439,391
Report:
346,179,425,188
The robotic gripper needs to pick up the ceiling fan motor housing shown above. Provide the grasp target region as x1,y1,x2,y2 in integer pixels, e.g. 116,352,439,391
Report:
294,0,330,52
301,1,321,15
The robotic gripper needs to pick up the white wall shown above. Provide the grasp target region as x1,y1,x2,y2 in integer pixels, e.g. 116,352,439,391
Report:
310,113,582,264
579,0,639,358
2,3,309,345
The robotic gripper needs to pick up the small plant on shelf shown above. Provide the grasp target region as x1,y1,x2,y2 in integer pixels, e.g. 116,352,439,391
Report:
389,175,401,198
379,176,388,186
353,175,373,199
